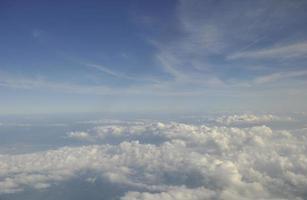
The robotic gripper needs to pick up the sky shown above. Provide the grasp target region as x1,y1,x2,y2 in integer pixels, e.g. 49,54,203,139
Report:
1,0,307,114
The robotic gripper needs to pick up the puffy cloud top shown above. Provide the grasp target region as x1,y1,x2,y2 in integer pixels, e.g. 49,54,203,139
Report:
215,114,293,125
1,121,307,200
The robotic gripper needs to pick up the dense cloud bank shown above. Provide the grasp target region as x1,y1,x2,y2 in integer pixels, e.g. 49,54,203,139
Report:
1,121,307,199
215,114,293,125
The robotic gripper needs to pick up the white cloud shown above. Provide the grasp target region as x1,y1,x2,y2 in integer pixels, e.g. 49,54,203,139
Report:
215,114,293,125
1,120,307,199
121,186,217,200
67,131,90,140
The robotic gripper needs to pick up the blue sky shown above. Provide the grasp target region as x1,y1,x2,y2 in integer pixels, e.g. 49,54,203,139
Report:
1,0,307,114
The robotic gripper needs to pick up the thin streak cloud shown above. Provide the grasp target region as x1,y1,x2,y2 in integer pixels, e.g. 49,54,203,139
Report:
228,41,307,60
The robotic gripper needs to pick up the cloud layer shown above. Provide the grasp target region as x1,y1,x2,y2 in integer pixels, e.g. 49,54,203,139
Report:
215,114,293,125
1,120,307,199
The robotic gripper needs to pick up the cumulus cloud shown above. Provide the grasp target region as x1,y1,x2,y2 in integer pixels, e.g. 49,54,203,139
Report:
215,114,293,125
67,131,90,140
121,186,217,200
1,121,307,199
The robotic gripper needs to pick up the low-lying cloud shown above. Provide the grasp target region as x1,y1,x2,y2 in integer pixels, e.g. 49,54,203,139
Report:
215,114,293,125
1,121,307,199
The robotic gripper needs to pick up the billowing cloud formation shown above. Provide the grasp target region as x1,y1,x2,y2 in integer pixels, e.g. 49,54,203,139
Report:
67,131,90,140
122,186,217,200
1,121,307,200
215,114,293,125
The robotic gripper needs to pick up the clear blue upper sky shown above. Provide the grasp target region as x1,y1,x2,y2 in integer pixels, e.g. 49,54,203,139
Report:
1,0,307,114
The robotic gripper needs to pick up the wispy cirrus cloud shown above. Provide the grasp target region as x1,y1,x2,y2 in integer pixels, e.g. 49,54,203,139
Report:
0,71,226,97
228,42,307,60
254,69,307,84
0,72,113,95
85,63,136,80
85,63,161,84
148,0,307,87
